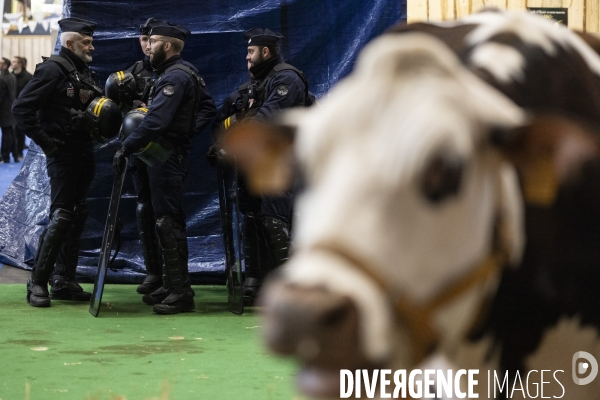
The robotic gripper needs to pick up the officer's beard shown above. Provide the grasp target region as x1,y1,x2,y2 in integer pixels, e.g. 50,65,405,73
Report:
73,47,93,63
150,44,167,68
248,53,267,79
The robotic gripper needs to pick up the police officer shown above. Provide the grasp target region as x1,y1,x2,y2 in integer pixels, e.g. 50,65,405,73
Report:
113,22,217,314
213,28,308,304
12,17,102,307
122,17,165,296
123,17,164,108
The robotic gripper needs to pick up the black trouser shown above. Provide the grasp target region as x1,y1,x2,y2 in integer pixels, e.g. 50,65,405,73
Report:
147,149,190,227
130,155,152,204
46,144,95,214
131,155,163,279
46,143,95,275
146,150,191,292
238,181,293,281
1,125,18,162
260,192,293,226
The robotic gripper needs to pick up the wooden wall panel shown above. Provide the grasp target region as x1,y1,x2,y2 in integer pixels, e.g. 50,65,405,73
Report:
408,0,429,22
455,0,472,19
587,0,600,32
408,0,597,32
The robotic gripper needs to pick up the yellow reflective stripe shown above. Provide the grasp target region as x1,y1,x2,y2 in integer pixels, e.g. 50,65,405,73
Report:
142,141,153,151
224,116,231,130
94,97,108,116
138,107,148,113
94,98,106,115
93,98,102,115
117,71,125,81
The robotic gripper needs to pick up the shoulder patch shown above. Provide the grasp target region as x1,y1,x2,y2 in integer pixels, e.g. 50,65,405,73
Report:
163,85,175,96
276,84,289,96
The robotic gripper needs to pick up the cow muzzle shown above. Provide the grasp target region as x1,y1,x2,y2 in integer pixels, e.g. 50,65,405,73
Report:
259,277,377,398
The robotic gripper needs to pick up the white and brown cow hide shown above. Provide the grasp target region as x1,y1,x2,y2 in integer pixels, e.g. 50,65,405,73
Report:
391,9,600,399
222,9,600,399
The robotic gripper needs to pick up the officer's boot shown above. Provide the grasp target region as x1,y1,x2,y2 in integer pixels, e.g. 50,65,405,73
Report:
242,212,263,305
153,216,195,315
135,203,163,294
50,203,92,301
142,270,170,306
178,235,195,297
260,216,291,269
26,209,74,307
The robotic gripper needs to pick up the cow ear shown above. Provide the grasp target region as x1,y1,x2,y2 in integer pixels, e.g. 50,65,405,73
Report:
220,119,295,195
489,116,600,206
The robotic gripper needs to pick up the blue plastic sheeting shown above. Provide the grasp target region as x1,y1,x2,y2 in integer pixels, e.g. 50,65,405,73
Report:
0,0,405,283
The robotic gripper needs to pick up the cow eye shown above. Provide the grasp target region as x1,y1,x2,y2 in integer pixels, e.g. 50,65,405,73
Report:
420,152,464,204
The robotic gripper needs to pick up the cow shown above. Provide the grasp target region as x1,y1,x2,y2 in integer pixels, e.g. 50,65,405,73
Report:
222,10,600,399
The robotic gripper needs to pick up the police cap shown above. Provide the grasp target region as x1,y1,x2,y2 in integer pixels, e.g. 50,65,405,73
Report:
58,17,97,36
243,28,283,46
150,22,191,42
139,17,164,35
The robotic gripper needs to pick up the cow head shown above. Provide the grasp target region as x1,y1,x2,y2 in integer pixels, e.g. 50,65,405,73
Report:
222,32,600,398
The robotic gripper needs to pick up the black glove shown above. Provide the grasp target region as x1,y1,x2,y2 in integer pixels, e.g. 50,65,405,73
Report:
221,113,244,130
206,144,219,167
112,147,129,175
39,137,65,158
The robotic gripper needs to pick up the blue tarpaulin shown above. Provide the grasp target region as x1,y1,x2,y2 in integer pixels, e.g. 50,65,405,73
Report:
0,0,405,283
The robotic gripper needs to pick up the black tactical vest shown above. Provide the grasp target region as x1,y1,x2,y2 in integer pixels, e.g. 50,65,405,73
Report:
38,54,102,132
148,63,204,140
238,63,312,116
129,60,155,103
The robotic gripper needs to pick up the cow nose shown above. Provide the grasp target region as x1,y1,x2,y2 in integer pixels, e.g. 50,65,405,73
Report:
259,278,367,368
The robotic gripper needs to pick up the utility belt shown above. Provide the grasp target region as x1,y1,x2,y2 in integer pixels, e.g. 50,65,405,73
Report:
40,116,86,137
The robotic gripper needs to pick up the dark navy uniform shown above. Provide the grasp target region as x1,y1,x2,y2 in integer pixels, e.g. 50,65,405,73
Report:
213,28,307,304
126,55,156,207
111,18,164,294
12,17,100,307
115,22,217,314
124,54,164,294
122,55,216,224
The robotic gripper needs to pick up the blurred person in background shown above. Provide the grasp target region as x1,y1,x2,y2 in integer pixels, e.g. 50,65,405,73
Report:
12,56,32,158
0,57,18,163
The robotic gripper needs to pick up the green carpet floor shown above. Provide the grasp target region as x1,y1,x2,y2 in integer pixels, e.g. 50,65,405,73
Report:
0,284,306,400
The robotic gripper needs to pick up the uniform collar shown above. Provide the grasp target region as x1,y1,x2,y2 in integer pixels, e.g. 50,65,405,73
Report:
155,55,182,75
249,56,281,81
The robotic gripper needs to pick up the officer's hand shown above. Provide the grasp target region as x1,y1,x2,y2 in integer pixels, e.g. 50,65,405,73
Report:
41,138,65,158
221,113,244,131
112,148,129,175
132,100,146,109
206,144,219,167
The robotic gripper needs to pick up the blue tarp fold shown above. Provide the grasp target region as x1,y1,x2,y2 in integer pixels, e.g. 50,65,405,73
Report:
0,0,405,283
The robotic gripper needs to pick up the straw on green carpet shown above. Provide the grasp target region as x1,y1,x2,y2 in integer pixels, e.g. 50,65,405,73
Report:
0,284,306,400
